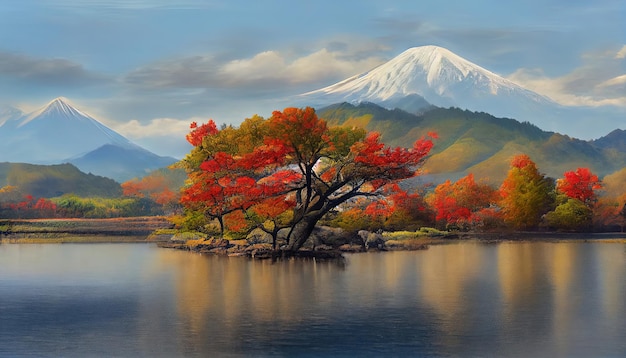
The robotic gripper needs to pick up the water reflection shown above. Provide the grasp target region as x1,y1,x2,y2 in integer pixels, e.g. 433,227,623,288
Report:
1,242,626,356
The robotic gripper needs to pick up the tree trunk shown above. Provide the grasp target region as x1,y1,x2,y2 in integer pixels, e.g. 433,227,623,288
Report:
285,215,319,252
217,216,225,236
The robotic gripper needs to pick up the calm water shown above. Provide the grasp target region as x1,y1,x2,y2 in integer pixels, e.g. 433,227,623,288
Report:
1,241,626,357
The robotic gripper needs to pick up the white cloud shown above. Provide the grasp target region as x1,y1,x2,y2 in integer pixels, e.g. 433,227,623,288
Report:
220,48,385,85
126,48,385,91
287,49,383,84
597,74,626,88
615,45,626,59
219,51,287,84
507,47,626,108
113,117,197,139
109,116,206,158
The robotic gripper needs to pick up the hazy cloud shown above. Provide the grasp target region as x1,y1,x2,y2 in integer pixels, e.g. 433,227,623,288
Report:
106,116,198,158
125,49,385,92
597,74,626,88
113,117,194,139
0,51,105,86
125,56,220,89
615,45,626,59
507,47,626,108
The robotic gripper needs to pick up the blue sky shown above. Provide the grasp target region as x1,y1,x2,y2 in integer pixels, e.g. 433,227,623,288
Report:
0,0,624,157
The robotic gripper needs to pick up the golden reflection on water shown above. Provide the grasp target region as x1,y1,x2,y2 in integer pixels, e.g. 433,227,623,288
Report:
150,241,626,354
584,243,626,348
417,243,487,316
498,242,551,306
157,251,348,348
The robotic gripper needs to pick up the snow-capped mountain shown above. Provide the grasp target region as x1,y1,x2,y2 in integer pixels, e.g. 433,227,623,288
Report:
301,45,570,131
0,97,134,163
0,97,176,181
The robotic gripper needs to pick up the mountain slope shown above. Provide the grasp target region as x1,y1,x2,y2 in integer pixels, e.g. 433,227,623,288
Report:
69,144,177,182
318,102,625,184
0,162,121,198
591,129,626,152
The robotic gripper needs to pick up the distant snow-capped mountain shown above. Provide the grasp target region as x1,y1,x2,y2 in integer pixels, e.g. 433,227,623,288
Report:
300,45,620,136
0,97,134,163
302,45,558,119
0,97,176,181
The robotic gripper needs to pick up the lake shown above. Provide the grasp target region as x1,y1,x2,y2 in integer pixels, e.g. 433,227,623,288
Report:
1,240,626,357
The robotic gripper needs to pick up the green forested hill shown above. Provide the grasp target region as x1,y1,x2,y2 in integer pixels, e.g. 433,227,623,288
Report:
318,103,626,184
0,162,122,198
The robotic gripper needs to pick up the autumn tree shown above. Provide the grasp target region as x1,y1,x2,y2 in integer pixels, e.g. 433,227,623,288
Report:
427,173,498,230
330,200,380,233
353,184,433,231
544,168,602,231
556,167,602,207
544,197,592,231
1,194,57,218
247,195,296,249
121,171,181,209
499,154,554,230
593,194,626,232
179,116,297,236
180,107,435,252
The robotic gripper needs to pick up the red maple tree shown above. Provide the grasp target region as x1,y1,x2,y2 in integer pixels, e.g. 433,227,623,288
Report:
179,107,435,251
557,167,602,206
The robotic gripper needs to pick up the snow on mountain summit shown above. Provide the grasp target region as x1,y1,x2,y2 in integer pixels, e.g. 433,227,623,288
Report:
22,97,100,125
301,45,559,122
36,97,85,118
0,97,135,163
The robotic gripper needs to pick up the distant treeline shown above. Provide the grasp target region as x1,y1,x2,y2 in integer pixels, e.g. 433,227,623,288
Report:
0,194,175,219
0,166,184,219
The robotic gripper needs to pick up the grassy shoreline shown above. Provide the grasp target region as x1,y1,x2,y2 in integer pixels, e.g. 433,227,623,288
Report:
0,217,173,244
2,217,626,246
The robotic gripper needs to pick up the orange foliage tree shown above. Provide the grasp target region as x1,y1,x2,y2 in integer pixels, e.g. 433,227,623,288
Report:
180,107,435,252
499,154,554,230
353,184,432,231
428,173,499,230
121,173,179,207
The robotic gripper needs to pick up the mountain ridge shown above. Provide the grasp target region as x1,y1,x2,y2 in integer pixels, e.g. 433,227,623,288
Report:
317,102,626,184
0,162,121,198
68,144,177,182
0,97,177,181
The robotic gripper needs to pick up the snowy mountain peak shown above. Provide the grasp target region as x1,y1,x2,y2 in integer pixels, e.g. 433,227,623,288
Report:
47,96,72,109
395,45,495,85
0,97,136,164
301,45,557,122
28,96,90,123
49,96,71,105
